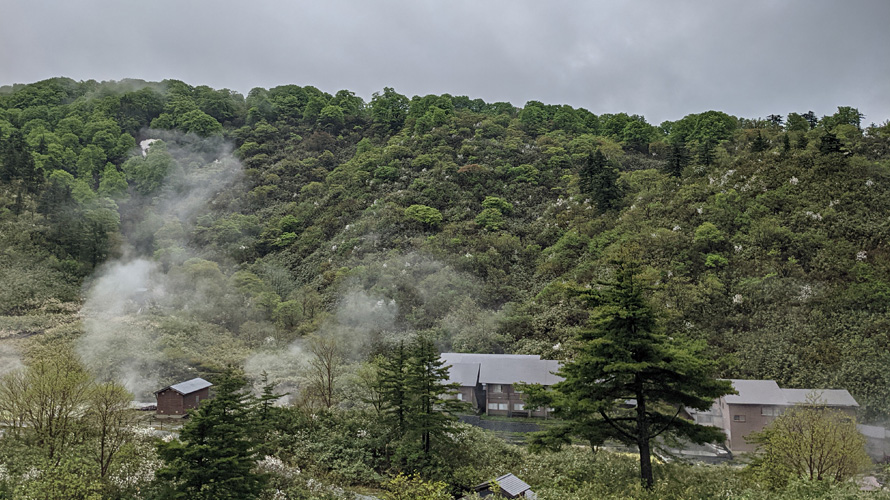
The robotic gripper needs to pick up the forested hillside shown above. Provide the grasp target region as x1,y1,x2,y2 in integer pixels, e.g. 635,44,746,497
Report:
1,76,889,426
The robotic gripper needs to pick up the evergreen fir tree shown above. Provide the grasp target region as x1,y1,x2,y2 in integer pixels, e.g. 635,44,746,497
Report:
819,131,843,155
664,142,689,177
155,371,269,500
579,150,622,210
523,262,732,489
404,336,463,458
751,131,769,152
377,341,411,436
697,138,716,166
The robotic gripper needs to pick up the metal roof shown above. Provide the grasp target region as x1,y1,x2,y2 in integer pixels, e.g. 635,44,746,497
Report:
445,362,480,386
782,388,859,407
469,473,535,499
724,379,787,405
494,473,533,498
159,377,213,395
440,353,563,386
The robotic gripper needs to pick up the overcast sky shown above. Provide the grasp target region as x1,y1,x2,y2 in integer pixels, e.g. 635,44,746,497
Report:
2,0,888,125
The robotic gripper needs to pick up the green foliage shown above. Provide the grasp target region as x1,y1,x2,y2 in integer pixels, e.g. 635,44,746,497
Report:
375,337,466,473
475,207,505,231
155,371,270,500
481,195,513,215
3,78,890,497
0,349,153,498
524,262,733,488
579,150,622,210
370,87,409,132
122,141,174,195
747,402,871,486
405,204,443,228
383,473,451,500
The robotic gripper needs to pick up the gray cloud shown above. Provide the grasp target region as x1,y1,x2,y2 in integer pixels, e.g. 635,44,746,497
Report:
2,0,888,124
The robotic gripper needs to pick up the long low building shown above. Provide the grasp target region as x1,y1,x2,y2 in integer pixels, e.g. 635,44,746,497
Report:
689,379,859,454
441,353,563,418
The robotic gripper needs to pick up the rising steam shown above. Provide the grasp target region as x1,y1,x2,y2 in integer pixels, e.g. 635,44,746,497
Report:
76,130,242,399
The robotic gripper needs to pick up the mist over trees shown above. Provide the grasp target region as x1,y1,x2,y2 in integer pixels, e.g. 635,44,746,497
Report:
1,76,890,498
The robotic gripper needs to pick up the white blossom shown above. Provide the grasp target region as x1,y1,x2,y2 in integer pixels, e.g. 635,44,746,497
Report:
789,177,799,185
732,294,743,304
857,250,867,261
798,285,813,301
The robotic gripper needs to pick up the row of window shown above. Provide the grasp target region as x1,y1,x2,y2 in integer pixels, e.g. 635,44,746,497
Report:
488,402,525,411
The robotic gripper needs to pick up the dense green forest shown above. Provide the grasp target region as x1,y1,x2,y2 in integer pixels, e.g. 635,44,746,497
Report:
1,77,889,498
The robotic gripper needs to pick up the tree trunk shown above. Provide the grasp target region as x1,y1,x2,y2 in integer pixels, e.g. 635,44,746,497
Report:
635,375,654,488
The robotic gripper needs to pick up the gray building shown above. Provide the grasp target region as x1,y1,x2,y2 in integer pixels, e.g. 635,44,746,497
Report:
441,353,562,417
689,379,859,454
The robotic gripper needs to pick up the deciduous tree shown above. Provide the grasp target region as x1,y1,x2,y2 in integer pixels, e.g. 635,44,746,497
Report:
748,400,870,486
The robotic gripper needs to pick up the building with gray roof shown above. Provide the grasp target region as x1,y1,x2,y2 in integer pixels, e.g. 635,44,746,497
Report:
440,353,563,418
464,472,537,499
690,379,859,454
155,377,213,417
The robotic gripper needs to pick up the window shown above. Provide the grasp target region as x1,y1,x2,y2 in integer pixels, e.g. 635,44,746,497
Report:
488,403,499,410
761,406,781,417
498,403,508,411
456,393,463,401
514,403,525,411
733,414,746,422
489,384,502,393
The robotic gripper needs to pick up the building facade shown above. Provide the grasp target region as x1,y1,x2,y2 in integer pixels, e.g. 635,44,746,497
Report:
441,353,563,418
689,379,859,454
155,377,213,416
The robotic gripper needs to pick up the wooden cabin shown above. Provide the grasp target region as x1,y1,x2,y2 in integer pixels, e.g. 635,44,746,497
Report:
154,378,212,416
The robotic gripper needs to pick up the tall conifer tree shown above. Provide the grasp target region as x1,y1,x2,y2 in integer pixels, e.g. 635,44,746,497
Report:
524,262,733,488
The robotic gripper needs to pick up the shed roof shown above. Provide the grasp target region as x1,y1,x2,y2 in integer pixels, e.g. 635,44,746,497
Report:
440,353,563,386
156,377,212,396
472,473,536,499
782,388,858,407
494,473,533,497
724,379,787,405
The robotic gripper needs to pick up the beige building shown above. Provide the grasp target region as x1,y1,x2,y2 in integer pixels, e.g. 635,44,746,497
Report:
441,353,562,418
689,379,859,454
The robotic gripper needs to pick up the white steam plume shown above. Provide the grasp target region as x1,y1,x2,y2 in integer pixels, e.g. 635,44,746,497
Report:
77,131,243,400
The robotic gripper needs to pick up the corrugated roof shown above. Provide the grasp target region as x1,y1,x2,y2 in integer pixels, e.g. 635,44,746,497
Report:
167,378,212,395
782,388,858,407
724,379,786,405
494,473,532,497
440,353,563,386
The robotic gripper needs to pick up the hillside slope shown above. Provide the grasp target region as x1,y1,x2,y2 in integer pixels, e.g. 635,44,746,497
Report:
1,77,889,420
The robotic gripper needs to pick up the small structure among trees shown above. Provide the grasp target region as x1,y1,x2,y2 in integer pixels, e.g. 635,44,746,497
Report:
464,473,537,499
155,377,212,416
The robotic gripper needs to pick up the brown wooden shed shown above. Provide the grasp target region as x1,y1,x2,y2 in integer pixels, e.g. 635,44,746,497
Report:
154,378,212,416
